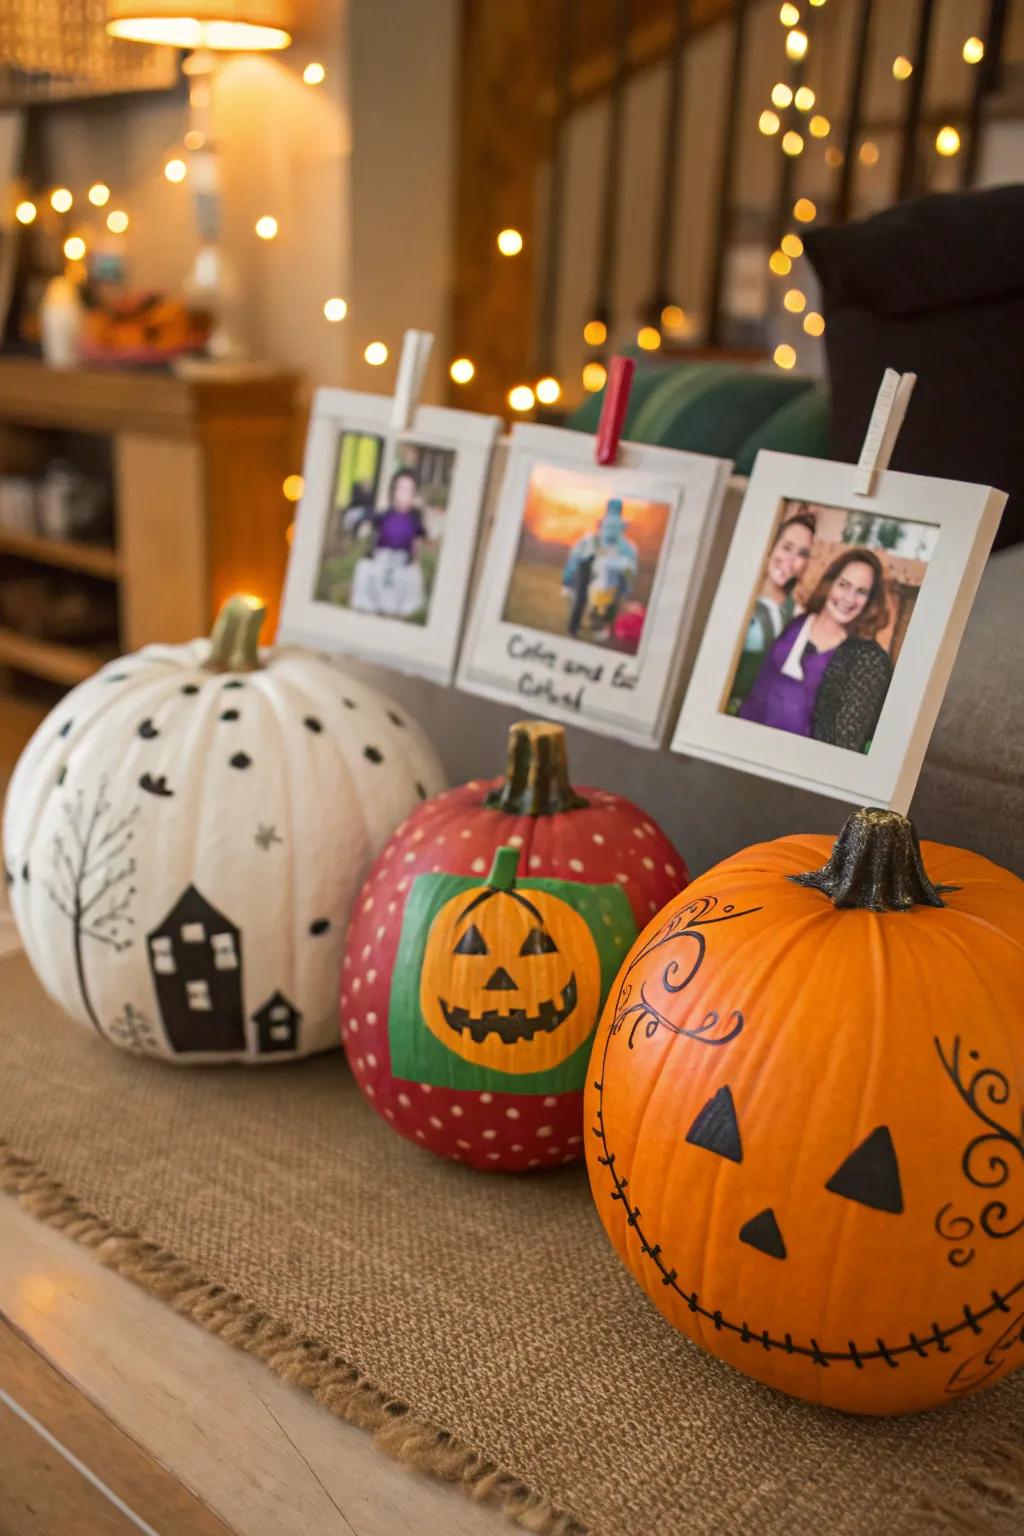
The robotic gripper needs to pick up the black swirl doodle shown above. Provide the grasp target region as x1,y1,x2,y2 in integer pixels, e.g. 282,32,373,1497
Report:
935,1035,1024,1250
609,893,761,1050
934,1202,977,1268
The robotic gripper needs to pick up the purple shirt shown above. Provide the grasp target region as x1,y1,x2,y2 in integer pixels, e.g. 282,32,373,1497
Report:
739,616,837,737
374,507,425,556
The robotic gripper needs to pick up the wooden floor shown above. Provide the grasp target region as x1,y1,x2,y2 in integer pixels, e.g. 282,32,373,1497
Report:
0,692,508,1536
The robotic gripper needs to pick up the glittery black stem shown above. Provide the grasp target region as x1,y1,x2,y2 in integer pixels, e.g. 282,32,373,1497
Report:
484,721,589,817
789,807,956,913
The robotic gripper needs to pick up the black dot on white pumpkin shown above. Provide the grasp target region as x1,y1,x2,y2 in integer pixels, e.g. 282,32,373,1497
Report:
220,709,240,723
387,710,405,727
304,716,323,733
106,673,129,683
229,752,252,770
343,697,356,709
364,745,384,764
181,684,200,695
56,767,66,786
58,719,73,737
309,918,330,936
21,863,29,882
223,680,245,691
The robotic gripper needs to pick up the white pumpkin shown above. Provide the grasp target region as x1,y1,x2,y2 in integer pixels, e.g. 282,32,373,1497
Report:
2,596,445,1063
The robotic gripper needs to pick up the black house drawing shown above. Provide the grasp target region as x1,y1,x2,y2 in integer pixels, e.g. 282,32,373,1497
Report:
146,886,246,1054
252,991,302,1054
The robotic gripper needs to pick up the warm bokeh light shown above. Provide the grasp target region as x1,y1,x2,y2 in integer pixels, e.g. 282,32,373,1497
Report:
63,235,86,261
779,3,800,25
449,357,475,385
769,249,793,276
184,129,205,150
825,145,844,167
786,28,808,60
781,232,804,258
810,115,830,138
282,474,305,502
661,303,686,331
936,125,961,157
303,62,326,84
636,325,661,351
536,376,561,405
759,109,781,136
364,341,389,366
794,86,815,111
783,288,807,313
508,384,536,412
793,197,817,222
859,140,880,166
582,361,607,393
803,311,826,336
774,343,797,370
14,200,36,225
106,209,129,233
771,82,793,108
106,18,290,49
323,296,348,322
962,36,985,65
255,215,279,240
781,130,805,156
583,319,607,346
50,187,73,213
497,228,524,256
164,158,187,184
892,54,913,80
88,182,110,207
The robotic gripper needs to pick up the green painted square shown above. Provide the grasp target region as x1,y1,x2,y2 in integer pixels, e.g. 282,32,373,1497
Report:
388,870,637,1093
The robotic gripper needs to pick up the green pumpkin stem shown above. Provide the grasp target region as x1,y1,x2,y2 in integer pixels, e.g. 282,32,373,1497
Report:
789,807,956,913
484,721,589,816
487,846,521,892
206,594,266,673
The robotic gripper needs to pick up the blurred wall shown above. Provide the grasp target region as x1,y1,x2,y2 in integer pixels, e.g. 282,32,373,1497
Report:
30,0,459,398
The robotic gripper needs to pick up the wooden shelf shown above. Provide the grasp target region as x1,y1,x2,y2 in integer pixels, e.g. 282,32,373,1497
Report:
0,528,120,579
0,627,111,686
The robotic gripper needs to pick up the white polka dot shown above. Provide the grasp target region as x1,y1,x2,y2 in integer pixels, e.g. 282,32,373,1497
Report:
388,901,397,914
643,821,656,834
366,1011,377,1024
364,1084,375,1098
479,1092,493,1104
665,864,677,877
354,1057,364,1070
450,1104,464,1117
343,954,351,969
569,858,584,873
431,864,442,872
376,926,385,940
528,1158,540,1167
352,977,361,993
398,1092,411,1107
547,1146,561,1155
456,1138,471,1149
404,852,416,863
347,1017,358,1032
632,827,645,839
435,835,446,845
642,857,654,870
361,944,371,959
412,829,424,842
363,897,374,912
366,1052,377,1067
367,969,377,985
483,1129,497,1140
567,1135,581,1145
529,855,542,869
460,829,472,839
471,857,487,873
511,1143,523,1152
420,1083,432,1093
429,1116,443,1129
397,878,409,892
384,1108,395,1120
543,1095,557,1106
507,834,523,847
649,900,658,912
592,832,605,845
616,873,629,884
505,1107,520,1119
537,1125,553,1138
415,1130,425,1140
384,846,394,858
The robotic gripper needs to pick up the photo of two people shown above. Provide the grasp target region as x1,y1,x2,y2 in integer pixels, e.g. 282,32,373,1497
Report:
315,430,456,625
726,499,939,755
501,462,671,657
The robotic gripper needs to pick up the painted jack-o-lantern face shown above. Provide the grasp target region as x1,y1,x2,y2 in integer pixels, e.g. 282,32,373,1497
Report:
420,848,599,1073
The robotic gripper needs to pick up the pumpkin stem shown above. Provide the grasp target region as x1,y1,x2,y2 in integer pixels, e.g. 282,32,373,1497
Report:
484,721,589,816
205,594,266,673
789,807,956,912
487,846,521,892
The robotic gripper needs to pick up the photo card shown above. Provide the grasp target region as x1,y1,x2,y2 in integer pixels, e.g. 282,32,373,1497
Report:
279,386,500,683
672,450,1006,811
457,423,732,747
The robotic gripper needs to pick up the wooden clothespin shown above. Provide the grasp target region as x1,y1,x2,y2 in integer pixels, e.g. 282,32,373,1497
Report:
595,355,635,466
390,329,434,435
852,368,917,497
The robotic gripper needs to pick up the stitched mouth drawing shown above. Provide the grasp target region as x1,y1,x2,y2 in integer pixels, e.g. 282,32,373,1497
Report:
441,974,578,1045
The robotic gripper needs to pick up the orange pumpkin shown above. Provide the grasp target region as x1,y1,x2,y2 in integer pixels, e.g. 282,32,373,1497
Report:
585,809,1024,1415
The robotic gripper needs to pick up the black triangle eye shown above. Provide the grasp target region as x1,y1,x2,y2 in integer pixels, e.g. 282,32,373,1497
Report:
520,927,557,956
685,1086,742,1163
825,1126,903,1213
453,923,488,956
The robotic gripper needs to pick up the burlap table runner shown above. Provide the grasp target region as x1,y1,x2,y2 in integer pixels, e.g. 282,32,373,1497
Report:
1,952,1021,1535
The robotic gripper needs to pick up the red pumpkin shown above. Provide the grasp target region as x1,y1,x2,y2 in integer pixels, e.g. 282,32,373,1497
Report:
586,808,1024,1415
341,720,688,1170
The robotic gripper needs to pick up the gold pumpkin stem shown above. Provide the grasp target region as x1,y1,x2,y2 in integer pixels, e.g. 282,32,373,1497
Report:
484,721,589,816
205,594,267,673
789,807,956,913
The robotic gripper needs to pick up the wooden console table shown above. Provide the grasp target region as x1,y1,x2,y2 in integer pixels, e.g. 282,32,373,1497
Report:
0,359,300,683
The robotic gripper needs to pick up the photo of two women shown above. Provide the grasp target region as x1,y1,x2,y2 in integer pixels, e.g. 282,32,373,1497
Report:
725,499,939,755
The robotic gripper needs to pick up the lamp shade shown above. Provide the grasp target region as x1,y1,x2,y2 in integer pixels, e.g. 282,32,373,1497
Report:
106,0,291,50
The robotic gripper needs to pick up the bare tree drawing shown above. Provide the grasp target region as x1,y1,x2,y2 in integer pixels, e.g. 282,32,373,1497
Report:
107,1002,163,1055
46,779,140,1036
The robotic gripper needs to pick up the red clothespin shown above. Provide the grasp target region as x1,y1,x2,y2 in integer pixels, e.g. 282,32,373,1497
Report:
595,355,635,466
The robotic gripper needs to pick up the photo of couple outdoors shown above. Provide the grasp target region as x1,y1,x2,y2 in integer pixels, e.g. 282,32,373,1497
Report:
315,429,455,625
726,499,939,755
502,462,671,657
